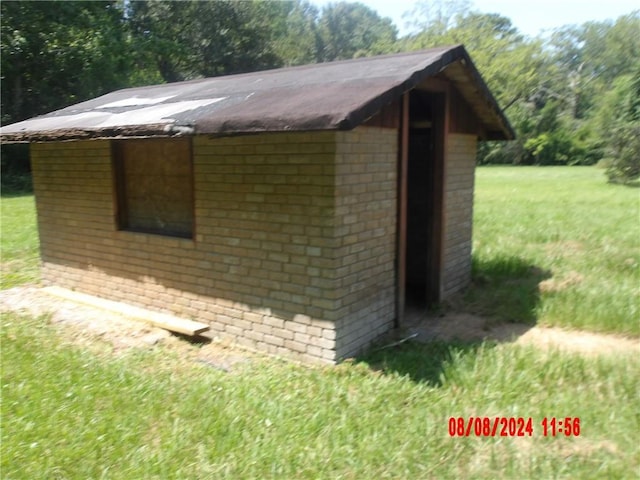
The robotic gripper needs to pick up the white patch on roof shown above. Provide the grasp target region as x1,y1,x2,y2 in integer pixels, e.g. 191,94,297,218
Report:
97,96,176,108
95,98,226,127
0,98,227,134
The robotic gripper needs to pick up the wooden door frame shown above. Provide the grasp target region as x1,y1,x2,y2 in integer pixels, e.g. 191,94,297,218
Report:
396,87,449,326
396,93,409,327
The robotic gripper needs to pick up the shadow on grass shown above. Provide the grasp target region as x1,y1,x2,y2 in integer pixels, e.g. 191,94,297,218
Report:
358,340,484,386
460,255,551,324
357,255,550,384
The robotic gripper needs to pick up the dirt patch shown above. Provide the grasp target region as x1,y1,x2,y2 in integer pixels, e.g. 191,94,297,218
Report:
538,270,585,293
545,241,584,257
402,309,639,356
514,326,639,356
405,312,531,344
0,285,253,371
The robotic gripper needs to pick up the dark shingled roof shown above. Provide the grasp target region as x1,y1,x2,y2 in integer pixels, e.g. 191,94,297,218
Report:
0,45,514,142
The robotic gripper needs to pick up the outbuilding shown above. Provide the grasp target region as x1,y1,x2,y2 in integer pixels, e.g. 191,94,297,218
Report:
1,45,513,363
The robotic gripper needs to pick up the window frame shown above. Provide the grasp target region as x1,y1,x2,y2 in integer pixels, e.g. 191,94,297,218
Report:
111,137,195,240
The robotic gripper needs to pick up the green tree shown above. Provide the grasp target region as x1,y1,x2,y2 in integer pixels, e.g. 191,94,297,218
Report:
547,12,640,121
274,1,323,66
404,6,547,164
127,0,291,83
404,10,543,111
317,2,398,61
404,0,472,40
544,12,640,168
1,0,130,124
596,72,640,184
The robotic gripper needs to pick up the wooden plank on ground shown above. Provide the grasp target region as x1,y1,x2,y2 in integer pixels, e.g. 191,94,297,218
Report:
43,286,210,336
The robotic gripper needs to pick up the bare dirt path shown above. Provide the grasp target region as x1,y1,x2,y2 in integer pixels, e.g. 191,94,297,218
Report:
404,311,640,356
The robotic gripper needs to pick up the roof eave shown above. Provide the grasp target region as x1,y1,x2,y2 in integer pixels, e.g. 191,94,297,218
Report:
0,123,195,143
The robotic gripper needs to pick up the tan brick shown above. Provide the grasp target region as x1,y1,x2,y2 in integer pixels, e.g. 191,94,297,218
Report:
284,320,307,334
31,127,445,364
263,334,285,347
284,339,306,353
306,344,323,358
272,327,294,341
253,323,272,335
322,328,337,340
263,316,285,329
294,332,311,345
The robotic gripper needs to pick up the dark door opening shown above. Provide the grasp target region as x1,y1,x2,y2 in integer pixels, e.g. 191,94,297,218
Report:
402,91,445,310
406,128,433,308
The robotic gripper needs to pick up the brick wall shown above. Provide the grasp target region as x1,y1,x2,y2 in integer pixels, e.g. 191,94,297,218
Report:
441,133,477,298
31,127,398,363
333,128,398,359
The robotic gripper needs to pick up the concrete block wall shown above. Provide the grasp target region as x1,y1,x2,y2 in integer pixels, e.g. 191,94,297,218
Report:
332,128,398,359
441,133,477,298
31,128,398,363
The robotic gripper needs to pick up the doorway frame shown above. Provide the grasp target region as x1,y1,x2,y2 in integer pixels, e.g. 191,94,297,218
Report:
396,83,449,326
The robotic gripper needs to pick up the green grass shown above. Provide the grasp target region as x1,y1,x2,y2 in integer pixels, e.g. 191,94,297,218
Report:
467,166,640,335
2,313,639,479
2,167,639,478
0,193,40,288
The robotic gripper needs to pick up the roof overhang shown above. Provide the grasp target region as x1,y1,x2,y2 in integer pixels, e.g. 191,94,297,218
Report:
0,45,514,143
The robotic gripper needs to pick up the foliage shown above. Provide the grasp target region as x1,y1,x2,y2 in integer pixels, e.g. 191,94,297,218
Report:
548,12,640,113
275,1,323,66
605,125,640,184
404,4,639,169
523,130,585,166
127,0,290,83
275,1,399,65
533,11,640,167
0,0,130,124
595,72,640,184
2,312,639,478
316,2,398,61
404,10,542,109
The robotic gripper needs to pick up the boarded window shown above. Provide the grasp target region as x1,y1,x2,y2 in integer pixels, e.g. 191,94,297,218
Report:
113,138,194,238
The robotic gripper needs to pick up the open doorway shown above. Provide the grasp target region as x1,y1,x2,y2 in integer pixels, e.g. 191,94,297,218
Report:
402,91,445,312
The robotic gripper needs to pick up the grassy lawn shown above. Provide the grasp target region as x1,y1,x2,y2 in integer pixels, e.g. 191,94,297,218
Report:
2,313,639,479
0,193,39,288
468,166,640,335
2,166,639,478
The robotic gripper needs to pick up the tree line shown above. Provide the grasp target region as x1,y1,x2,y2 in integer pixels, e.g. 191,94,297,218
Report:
1,0,638,183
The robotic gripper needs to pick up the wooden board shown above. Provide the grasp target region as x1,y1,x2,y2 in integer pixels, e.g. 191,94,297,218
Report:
43,286,210,336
